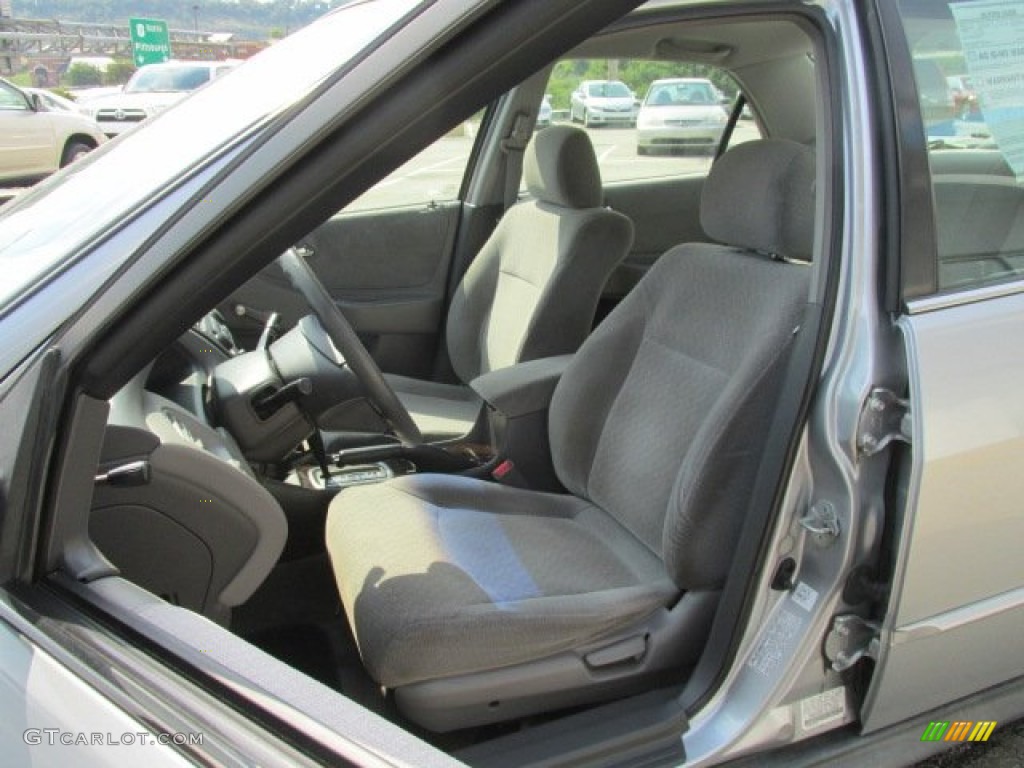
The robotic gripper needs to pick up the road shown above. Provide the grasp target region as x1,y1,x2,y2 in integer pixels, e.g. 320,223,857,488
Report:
350,120,761,210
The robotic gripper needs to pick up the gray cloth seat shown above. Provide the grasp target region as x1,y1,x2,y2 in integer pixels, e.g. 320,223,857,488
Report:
328,474,678,688
381,374,486,442
326,139,816,729
341,125,633,442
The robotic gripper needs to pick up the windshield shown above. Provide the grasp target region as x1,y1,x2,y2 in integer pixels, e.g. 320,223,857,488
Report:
587,81,631,98
645,81,715,106
125,64,213,93
0,0,421,313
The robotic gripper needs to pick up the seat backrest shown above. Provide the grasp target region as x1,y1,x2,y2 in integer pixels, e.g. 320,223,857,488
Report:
548,139,815,590
929,149,1024,288
445,125,633,382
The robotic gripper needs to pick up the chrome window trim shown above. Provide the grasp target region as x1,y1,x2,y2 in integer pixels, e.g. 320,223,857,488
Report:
906,278,1024,314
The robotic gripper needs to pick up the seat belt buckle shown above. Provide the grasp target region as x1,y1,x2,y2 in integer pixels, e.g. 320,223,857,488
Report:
492,459,515,480
491,458,529,488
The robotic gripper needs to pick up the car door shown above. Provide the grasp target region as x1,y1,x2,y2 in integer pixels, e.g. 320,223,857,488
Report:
222,122,489,379
862,0,1024,731
0,82,54,180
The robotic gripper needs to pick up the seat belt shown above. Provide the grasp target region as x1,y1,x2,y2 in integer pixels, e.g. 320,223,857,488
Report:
500,112,532,211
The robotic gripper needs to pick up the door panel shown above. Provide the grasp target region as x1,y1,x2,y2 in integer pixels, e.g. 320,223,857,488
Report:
302,203,460,292
864,0,1024,730
223,202,460,378
863,295,1024,730
603,175,706,297
0,112,53,179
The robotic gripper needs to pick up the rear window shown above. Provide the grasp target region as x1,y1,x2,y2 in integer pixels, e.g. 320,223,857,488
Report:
896,0,1024,292
126,66,213,93
644,81,716,106
588,81,631,98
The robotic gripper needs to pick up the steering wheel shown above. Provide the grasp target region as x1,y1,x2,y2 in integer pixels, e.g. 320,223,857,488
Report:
278,248,423,445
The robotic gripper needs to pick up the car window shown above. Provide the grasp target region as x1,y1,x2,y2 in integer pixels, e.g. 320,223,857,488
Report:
547,60,761,184
897,0,1024,292
125,65,213,93
343,119,481,212
588,81,631,98
0,82,29,111
0,0,422,314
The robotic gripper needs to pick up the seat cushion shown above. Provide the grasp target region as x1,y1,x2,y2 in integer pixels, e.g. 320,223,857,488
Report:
325,474,677,688
385,374,483,441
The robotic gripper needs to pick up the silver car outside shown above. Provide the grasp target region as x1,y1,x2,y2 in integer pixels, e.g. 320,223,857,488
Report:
570,80,637,127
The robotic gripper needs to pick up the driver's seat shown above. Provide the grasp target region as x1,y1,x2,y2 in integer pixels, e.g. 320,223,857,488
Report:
326,139,815,731
328,125,632,442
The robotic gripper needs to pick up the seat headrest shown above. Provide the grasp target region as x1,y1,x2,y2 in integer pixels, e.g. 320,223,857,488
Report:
700,139,816,260
524,125,602,209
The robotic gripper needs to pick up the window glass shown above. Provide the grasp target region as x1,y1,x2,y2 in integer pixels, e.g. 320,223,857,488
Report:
898,0,1024,291
0,83,28,111
344,119,481,212
540,59,761,185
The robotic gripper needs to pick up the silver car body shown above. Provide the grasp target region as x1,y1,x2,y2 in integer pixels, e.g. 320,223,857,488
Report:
0,0,1022,766
536,94,553,128
570,79,636,126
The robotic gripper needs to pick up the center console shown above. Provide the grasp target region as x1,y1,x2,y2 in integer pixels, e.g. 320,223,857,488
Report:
469,354,573,492
281,354,573,493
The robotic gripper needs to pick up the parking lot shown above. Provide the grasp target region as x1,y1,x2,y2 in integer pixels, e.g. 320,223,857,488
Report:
351,120,761,210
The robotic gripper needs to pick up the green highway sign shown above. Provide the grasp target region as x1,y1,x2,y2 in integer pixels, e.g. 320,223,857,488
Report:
129,18,172,67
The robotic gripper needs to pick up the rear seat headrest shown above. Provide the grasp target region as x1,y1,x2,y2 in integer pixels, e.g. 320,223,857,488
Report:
700,139,816,261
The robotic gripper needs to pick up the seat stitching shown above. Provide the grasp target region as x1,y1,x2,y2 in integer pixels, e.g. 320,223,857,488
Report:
639,333,730,381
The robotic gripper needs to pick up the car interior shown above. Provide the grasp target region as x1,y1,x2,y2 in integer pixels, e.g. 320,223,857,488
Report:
66,5,839,760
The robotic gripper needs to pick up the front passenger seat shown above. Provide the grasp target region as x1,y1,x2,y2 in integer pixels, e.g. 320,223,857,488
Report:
326,139,816,731
330,125,633,442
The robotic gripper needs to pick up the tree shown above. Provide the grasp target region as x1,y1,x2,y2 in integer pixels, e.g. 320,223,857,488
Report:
65,62,103,87
104,59,135,86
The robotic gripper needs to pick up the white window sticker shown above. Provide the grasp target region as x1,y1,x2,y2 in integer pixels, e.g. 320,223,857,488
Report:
951,1,1024,180
791,581,819,612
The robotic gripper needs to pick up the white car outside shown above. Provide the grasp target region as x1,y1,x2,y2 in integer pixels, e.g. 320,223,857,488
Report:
0,79,106,184
82,60,235,137
636,77,729,154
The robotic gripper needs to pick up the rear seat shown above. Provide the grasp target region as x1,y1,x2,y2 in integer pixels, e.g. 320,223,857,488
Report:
930,149,1024,289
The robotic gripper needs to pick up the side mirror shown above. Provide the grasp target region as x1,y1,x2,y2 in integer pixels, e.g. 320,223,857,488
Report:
28,92,43,111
